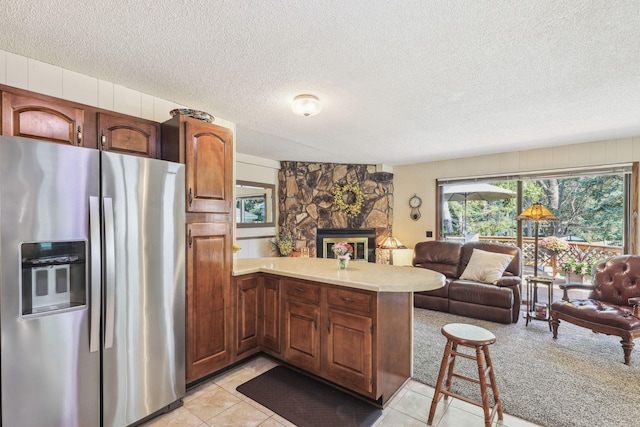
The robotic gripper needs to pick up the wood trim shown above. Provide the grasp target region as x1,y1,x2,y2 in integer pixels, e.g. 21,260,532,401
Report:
631,162,638,254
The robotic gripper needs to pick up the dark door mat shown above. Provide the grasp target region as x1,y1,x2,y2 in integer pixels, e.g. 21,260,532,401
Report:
236,365,382,427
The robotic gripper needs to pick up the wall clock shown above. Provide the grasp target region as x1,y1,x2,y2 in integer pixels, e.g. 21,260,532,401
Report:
409,194,422,221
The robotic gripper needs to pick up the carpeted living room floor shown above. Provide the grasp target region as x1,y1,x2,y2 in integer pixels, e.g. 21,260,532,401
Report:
412,306,640,427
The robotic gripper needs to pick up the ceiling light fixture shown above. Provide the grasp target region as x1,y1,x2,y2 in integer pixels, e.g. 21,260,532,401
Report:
291,94,322,117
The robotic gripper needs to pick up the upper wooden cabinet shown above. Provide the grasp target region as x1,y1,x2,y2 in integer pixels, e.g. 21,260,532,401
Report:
97,113,159,158
1,92,84,146
161,116,233,214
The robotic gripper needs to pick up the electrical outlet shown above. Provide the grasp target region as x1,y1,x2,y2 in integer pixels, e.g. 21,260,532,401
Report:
426,231,433,238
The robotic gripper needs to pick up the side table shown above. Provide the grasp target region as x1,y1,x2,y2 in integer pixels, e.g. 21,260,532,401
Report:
525,276,554,329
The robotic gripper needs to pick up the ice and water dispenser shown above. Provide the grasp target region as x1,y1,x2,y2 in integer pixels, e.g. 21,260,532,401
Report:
20,241,87,317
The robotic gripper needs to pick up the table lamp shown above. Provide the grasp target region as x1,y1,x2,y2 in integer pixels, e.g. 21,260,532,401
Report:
516,203,558,277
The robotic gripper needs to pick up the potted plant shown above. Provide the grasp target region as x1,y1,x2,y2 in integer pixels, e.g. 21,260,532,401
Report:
272,229,294,256
559,259,592,284
539,236,570,256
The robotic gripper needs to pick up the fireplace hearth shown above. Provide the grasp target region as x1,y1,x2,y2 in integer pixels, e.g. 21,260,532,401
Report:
316,228,376,262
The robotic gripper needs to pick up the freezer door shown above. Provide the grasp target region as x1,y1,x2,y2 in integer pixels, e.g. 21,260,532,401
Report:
101,151,186,427
0,137,101,427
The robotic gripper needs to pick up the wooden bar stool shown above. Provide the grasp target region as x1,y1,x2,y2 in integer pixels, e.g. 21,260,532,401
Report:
427,323,503,427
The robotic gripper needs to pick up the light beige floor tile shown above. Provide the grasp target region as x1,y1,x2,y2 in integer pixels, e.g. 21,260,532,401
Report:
436,405,487,427
392,389,440,424
214,367,263,399
240,356,280,375
205,401,270,426
375,409,428,427
185,385,242,421
184,379,222,403
257,417,287,427
242,396,275,416
269,414,298,427
385,385,408,409
407,380,436,398
140,406,206,427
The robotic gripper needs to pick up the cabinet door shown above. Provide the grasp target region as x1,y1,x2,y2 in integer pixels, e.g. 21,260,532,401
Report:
259,276,281,353
236,275,259,355
324,308,373,394
185,119,233,213
283,299,321,373
1,92,84,146
186,222,231,382
98,113,158,158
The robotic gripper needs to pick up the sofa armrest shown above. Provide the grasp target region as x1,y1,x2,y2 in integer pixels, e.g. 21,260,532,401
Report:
559,283,595,301
495,276,521,287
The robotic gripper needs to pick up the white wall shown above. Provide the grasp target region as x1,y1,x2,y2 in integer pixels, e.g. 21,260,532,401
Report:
235,153,280,258
0,49,235,130
393,138,640,250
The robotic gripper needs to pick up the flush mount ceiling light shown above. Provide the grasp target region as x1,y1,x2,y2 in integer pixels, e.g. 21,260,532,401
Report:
291,94,322,117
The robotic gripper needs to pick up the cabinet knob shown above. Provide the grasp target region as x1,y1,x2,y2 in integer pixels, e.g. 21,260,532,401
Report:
295,287,307,293
101,130,106,147
341,297,355,303
188,229,192,248
188,188,193,207
77,126,83,146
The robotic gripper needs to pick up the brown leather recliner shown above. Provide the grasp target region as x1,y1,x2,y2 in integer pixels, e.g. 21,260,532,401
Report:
413,240,522,324
551,255,640,365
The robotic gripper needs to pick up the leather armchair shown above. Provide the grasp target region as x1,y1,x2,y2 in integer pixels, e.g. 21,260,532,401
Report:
550,255,640,365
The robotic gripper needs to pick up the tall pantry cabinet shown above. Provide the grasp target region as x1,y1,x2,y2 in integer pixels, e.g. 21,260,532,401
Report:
161,115,234,383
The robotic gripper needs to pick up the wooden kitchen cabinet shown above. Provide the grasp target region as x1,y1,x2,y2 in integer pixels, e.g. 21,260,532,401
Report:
283,279,321,374
97,112,159,158
1,91,85,146
235,275,260,356
186,222,232,383
162,116,233,214
259,275,281,354
162,115,234,384
324,288,374,395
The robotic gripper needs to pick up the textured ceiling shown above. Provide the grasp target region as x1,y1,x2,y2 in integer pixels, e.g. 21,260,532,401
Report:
2,1,639,166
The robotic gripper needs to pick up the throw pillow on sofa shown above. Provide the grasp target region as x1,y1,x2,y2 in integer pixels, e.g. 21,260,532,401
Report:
459,248,514,285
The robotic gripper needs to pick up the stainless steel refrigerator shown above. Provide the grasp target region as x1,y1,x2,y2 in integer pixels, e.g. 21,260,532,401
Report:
0,136,186,427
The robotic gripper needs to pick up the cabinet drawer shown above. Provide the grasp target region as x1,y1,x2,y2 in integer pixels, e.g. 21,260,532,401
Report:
284,280,320,303
327,287,373,314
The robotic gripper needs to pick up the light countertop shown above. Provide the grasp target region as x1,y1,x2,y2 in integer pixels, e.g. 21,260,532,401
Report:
233,257,445,293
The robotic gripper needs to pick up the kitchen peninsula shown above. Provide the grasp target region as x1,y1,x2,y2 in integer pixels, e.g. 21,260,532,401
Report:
233,257,444,406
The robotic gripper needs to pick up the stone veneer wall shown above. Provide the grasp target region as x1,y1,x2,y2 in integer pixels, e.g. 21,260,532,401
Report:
278,161,394,256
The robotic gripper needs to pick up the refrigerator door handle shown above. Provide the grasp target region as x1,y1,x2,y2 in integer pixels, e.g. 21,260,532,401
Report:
103,197,116,349
89,196,101,353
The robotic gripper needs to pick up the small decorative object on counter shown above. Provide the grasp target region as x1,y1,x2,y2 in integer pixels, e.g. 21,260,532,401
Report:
169,108,215,123
333,241,353,269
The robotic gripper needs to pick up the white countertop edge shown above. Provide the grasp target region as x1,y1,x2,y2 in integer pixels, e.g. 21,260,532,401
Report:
233,257,445,293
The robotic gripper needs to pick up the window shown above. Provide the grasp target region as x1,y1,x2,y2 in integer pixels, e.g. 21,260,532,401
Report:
437,163,638,255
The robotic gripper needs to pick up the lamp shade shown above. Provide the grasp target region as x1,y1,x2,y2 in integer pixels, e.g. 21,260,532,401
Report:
380,236,406,249
516,203,558,221
291,94,322,117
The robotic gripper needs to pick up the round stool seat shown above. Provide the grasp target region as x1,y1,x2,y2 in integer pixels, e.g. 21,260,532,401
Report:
442,323,496,346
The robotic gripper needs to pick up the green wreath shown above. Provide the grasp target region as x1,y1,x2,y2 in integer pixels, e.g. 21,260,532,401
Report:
333,183,365,217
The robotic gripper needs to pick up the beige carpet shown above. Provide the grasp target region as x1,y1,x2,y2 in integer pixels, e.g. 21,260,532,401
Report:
412,308,640,427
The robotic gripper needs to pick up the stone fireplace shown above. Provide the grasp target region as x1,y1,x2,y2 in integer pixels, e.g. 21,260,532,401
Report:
316,228,376,262
278,162,394,258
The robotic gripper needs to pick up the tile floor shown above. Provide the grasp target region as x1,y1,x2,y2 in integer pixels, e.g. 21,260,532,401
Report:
141,355,541,427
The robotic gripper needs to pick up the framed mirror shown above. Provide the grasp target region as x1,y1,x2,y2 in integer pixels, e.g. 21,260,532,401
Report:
236,180,275,228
